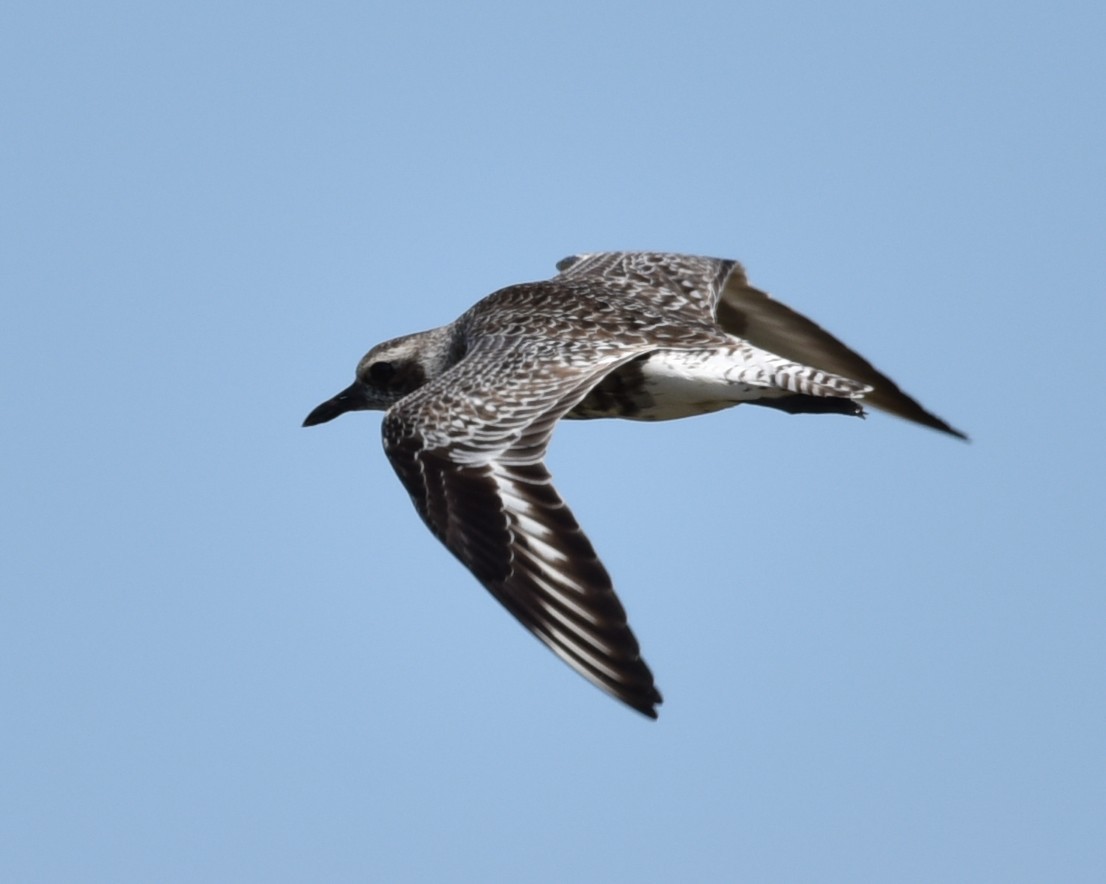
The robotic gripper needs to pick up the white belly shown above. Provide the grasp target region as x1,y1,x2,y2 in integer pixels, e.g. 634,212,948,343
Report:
636,348,782,418
569,343,870,422
634,345,870,421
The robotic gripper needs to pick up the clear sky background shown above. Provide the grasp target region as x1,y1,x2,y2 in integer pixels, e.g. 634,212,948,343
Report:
3,2,1104,882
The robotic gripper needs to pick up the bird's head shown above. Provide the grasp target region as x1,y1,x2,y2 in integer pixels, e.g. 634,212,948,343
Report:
302,328,453,427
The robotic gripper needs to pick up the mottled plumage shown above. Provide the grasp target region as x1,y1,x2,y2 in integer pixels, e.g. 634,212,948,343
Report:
304,252,965,718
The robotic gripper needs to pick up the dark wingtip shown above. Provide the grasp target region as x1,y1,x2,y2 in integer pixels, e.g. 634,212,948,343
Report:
921,414,970,442
628,687,663,720
626,701,661,720
863,390,968,442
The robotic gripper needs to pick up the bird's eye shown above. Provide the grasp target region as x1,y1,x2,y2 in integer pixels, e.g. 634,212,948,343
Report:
368,361,396,384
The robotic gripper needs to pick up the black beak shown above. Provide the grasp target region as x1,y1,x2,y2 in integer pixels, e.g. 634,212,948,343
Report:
302,382,366,427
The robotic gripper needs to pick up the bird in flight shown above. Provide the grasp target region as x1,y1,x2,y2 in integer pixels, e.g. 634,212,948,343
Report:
303,252,965,718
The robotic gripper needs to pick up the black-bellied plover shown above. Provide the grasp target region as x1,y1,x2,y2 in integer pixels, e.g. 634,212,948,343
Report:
303,252,965,718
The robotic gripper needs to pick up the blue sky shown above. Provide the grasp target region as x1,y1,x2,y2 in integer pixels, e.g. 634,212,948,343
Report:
3,1,1104,881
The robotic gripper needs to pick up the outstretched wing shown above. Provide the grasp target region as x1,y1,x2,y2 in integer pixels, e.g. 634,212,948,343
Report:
715,264,967,439
556,251,734,325
382,338,663,718
557,251,966,439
